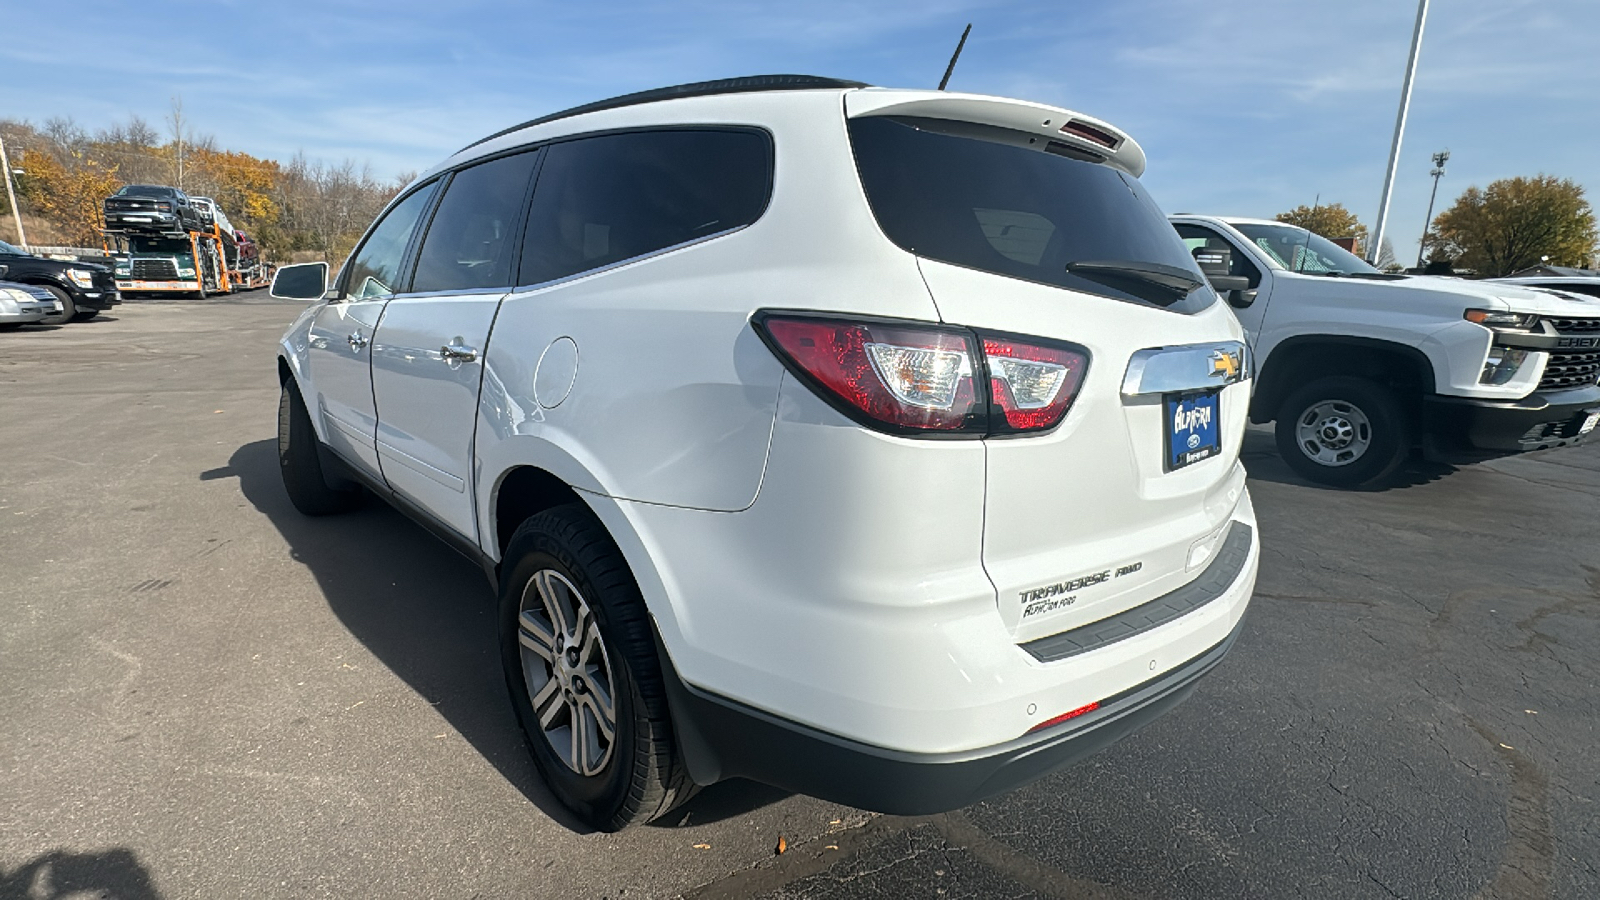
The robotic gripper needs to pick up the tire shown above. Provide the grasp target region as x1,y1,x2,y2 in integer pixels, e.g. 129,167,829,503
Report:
499,504,696,831
1275,375,1411,488
39,285,75,325
277,380,360,515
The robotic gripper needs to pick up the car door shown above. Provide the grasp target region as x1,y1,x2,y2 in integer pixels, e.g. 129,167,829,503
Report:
304,183,438,478
370,149,541,540
1174,222,1272,345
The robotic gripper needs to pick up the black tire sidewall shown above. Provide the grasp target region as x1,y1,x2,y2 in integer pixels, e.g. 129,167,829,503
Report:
277,381,356,515
40,285,75,325
1275,376,1410,488
498,511,644,826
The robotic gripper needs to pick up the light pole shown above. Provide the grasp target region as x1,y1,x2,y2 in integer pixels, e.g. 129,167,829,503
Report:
1416,149,1449,269
1369,0,1430,264
0,137,26,251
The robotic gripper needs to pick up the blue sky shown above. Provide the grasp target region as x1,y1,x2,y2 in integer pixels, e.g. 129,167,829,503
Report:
6,0,1597,262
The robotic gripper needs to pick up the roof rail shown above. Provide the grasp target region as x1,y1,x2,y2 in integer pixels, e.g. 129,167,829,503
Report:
459,74,870,153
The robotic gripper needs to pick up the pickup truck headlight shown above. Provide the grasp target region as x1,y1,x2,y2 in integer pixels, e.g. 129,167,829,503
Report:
1480,346,1529,385
1465,309,1538,329
66,268,96,289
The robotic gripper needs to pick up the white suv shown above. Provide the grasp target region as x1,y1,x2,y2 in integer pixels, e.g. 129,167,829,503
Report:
271,75,1260,831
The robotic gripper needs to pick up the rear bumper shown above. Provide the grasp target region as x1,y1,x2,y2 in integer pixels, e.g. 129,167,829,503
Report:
660,613,1247,815
1423,385,1600,459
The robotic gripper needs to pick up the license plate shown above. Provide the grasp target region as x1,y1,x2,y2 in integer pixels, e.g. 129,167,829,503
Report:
1582,411,1600,436
1165,391,1221,471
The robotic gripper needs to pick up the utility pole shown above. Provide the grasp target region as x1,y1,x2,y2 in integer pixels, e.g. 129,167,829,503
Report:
1368,0,1429,264
1416,149,1449,268
0,136,27,251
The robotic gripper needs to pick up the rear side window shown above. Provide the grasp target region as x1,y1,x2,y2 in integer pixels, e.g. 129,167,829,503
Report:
413,150,539,293
519,129,771,285
849,116,1212,313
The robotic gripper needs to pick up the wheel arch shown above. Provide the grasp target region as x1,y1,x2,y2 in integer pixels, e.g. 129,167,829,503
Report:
1252,336,1436,424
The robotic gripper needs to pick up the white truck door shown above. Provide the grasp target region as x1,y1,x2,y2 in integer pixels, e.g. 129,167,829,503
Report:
304,184,438,478
370,150,540,542
1174,222,1272,345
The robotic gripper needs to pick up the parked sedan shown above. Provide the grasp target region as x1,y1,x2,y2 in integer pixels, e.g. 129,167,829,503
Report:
0,280,60,328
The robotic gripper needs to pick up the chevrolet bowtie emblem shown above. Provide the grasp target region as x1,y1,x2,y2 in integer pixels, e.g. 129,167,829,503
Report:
1209,349,1242,381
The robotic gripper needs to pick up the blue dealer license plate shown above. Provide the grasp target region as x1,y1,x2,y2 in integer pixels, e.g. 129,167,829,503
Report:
1165,391,1221,471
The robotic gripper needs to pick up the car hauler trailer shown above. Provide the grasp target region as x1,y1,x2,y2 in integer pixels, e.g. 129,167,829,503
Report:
103,189,268,296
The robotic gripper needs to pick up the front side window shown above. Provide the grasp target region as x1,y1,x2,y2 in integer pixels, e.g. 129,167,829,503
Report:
412,151,539,293
341,183,437,300
1175,223,1262,286
849,116,1213,313
519,129,772,285
1230,222,1380,276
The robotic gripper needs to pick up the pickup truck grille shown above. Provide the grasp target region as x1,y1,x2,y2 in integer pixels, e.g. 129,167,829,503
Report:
1547,317,1600,334
1540,349,1600,391
130,258,178,279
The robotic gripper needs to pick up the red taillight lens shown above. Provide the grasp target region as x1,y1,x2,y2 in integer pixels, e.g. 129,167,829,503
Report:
1060,120,1118,148
759,315,983,433
983,337,1088,433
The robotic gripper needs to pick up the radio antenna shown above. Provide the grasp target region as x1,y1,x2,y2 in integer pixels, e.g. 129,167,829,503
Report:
938,24,972,90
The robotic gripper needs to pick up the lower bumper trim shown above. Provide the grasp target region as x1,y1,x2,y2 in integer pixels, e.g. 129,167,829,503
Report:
657,614,1247,815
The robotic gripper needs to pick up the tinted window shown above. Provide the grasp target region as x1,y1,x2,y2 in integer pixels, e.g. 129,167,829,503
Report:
519,129,771,285
1230,222,1380,275
412,151,539,293
849,116,1212,312
116,185,175,198
342,183,436,300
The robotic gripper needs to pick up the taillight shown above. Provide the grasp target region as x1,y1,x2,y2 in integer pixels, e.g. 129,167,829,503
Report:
754,312,1089,437
758,315,983,433
983,337,1088,433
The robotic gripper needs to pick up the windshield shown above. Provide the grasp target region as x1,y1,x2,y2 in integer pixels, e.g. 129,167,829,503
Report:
116,185,173,198
0,239,25,255
1230,222,1379,275
130,236,194,254
849,116,1213,312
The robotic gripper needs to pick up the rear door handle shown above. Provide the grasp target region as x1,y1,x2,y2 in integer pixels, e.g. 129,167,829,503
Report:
440,341,478,363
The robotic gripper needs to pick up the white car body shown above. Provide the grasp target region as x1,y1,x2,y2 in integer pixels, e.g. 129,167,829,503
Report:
1172,215,1600,466
276,77,1259,815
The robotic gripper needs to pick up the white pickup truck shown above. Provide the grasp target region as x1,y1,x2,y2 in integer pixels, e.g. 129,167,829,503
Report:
1170,215,1600,487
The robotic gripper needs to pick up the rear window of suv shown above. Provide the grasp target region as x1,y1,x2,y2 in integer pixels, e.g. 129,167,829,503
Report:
848,116,1212,313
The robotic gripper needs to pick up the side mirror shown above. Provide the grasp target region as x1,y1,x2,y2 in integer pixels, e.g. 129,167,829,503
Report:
271,262,329,300
1227,288,1259,309
1206,274,1250,294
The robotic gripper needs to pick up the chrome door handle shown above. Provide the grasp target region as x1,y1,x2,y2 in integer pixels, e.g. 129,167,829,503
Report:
347,331,369,351
440,342,478,363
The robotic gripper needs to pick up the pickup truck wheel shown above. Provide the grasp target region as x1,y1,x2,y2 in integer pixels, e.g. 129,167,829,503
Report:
500,504,696,831
39,285,75,325
1275,376,1410,488
277,381,360,515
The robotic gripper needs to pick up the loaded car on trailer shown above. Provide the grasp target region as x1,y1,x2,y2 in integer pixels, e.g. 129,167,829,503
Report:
1172,215,1600,487
269,75,1260,831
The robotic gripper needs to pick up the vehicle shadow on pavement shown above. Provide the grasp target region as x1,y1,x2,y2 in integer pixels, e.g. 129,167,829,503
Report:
1239,426,1457,491
214,439,592,832
216,439,789,833
0,847,160,899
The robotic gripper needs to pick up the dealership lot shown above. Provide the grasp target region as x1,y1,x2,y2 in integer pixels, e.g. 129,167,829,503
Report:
2,296,1597,899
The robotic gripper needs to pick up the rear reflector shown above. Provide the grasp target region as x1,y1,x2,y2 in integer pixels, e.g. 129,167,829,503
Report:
754,312,1090,437
1028,701,1100,733
1060,120,1118,148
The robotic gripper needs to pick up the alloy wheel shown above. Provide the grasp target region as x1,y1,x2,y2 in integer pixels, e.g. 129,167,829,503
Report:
517,569,618,776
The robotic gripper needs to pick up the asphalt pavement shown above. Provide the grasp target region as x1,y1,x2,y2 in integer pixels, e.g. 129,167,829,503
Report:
2,295,1596,899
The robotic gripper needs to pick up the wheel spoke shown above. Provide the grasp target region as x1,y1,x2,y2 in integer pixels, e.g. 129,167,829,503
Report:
531,677,565,729
535,571,571,639
517,611,557,661
572,704,590,772
581,691,615,744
